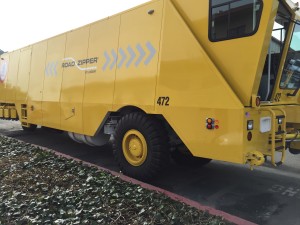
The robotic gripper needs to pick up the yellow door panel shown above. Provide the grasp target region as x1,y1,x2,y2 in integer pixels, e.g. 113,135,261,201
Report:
27,41,47,125
5,51,20,103
0,53,9,102
60,26,90,133
16,48,31,101
42,34,66,129
113,1,163,112
42,102,61,129
83,16,120,136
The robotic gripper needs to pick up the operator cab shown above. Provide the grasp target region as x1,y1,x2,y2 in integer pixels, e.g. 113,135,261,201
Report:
258,1,300,102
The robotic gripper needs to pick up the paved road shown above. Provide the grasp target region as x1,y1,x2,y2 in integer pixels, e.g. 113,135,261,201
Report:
1,120,300,225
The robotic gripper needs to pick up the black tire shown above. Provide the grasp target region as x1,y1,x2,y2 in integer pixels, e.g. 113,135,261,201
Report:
171,150,211,168
22,124,37,132
289,148,300,155
113,112,169,181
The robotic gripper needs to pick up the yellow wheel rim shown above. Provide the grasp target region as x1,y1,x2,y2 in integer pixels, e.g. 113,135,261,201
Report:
122,130,148,166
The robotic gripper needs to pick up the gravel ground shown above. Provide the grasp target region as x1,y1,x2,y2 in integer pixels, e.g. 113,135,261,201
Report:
0,135,234,225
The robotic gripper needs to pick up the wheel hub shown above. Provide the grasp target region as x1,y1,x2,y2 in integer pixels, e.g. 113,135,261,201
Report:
128,138,143,157
123,130,147,166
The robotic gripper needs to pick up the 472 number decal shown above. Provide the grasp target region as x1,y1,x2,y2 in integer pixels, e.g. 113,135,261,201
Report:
157,97,170,106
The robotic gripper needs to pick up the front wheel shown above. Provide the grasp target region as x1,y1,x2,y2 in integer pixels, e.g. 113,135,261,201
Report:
113,112,169,181
289,142,300,155
289,148,300,155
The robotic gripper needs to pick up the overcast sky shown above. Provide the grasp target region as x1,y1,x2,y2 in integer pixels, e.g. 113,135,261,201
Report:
0,0,149,52
0,0,299,52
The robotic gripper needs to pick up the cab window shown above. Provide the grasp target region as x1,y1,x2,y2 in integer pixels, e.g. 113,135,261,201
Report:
210,0,263,41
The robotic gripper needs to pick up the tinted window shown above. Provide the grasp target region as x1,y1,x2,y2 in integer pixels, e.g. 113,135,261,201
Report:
210,0,263,41
280,23,300,90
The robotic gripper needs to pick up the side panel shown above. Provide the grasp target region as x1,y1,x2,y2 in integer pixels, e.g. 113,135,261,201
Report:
113,1,164,112
171,0,278,106
285,105,300,124
83,17,120,136
42,34,66,129
27,41,47,125
16,48,32,102
5,51,20,103
60,26,90,133
157,0,244,163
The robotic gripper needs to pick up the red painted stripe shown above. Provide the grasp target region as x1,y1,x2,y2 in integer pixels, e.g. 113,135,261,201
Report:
31,143,257,225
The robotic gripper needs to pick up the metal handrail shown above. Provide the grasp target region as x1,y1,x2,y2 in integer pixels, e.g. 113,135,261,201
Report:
258,107,286,166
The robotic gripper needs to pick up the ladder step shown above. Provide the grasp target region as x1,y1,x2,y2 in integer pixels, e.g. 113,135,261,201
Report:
269,139,282,144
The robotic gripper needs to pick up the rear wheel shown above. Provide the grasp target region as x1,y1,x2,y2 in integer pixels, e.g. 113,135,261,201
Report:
22,124,37,132
113,112,169,181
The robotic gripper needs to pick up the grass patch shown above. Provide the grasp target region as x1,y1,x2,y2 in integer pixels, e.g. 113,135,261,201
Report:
0,136,234,225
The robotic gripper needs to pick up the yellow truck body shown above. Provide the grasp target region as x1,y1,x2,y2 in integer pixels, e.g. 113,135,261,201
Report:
1,0,300,179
